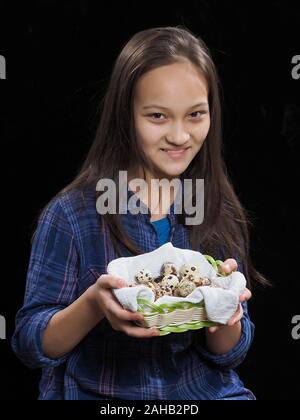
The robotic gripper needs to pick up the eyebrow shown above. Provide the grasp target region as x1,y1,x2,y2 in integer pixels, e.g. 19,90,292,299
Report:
142,102,209,110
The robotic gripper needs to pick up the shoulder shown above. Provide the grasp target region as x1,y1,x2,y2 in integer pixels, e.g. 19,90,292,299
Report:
58,186,97,216
38,185,98,232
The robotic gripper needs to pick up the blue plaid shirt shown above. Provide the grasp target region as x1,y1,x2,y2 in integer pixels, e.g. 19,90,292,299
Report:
12,185,255,400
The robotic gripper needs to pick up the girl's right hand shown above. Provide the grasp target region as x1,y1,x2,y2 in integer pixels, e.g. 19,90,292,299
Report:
90,274,160,338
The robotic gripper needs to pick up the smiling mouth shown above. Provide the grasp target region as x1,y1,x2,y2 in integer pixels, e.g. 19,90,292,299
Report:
160,148,190,159
161,148,187,151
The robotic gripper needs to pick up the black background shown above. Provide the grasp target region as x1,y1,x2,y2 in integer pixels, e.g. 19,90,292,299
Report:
0,0,299,400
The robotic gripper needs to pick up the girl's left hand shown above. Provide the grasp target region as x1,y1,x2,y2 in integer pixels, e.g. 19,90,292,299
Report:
208,258,252,333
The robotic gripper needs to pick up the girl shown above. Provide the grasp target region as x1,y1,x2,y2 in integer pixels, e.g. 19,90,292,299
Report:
12,26,267,400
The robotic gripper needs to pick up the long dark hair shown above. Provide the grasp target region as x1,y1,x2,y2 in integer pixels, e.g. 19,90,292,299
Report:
33,26,268,288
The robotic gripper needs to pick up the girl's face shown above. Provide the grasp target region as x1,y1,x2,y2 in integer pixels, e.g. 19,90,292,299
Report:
133,60,210,180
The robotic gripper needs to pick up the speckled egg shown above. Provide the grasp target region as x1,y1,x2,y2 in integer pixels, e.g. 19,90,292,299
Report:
179,264,200,280
201,277,211,286
135,268,154,284
193,277,211,287
181,273,199,282
154,285,173,300
153,275,163,284
161,274,180,290
144,281,157,294
175,280,196,297
160,262,178,277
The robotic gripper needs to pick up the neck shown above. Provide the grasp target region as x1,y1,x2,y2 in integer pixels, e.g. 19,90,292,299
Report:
127,166,180,217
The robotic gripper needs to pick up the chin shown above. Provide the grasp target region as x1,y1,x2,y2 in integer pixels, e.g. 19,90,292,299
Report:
157,166,187,179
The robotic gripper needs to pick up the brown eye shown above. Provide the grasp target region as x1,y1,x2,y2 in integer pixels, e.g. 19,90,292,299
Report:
191,267,196,271
149,113,166,121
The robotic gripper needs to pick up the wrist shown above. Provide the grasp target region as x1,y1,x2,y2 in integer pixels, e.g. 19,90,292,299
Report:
85,284,105,321
205,321,242,355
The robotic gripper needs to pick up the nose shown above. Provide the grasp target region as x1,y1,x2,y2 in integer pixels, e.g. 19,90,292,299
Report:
165,122,191,146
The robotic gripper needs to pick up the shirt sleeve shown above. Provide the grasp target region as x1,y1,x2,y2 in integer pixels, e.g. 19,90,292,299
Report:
11,197,79,369
193,301,255,370
193,249,255,370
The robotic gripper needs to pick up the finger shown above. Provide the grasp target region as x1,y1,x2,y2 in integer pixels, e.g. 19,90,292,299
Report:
240,288,252,302
228,307,240,324
221,258,238,274
208,326,220,333
108,314,145,333
107,303,144,323
228,304,243,326
98,274,127,289
122,324,160,338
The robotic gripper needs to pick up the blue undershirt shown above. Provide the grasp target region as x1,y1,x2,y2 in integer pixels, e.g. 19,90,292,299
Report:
151,217,171,246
